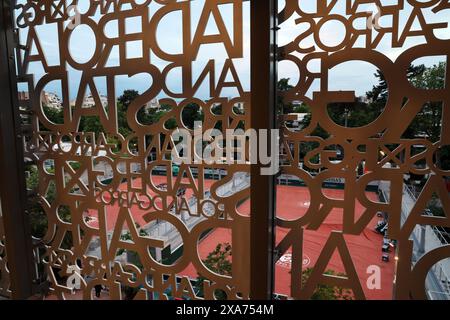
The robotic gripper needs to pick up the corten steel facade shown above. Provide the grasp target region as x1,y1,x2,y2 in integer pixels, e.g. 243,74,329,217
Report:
0,0,449,300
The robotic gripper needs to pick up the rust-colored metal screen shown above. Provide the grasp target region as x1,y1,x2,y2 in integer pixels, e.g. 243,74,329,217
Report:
0,0,448,300
13,0,251,300
274,0,450,300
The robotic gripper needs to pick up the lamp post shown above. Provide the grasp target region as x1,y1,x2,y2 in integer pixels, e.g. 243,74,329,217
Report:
344,107,349,127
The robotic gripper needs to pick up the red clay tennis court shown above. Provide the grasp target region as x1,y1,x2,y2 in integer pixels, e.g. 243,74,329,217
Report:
87,178,394,300
180,185,395,300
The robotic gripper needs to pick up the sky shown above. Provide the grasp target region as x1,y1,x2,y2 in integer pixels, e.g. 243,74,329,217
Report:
15,0,450,101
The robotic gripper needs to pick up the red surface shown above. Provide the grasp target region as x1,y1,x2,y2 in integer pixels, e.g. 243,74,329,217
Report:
181,186,395,300
87,180,394,300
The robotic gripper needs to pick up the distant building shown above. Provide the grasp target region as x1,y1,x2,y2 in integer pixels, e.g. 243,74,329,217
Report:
286,113,309,130
70,93,108,108
144,98,160,111
41,91,63,109
18,91,29,101
81,93,108,108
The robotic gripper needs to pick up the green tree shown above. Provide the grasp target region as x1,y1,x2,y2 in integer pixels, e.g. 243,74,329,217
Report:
402,62,445,143
118,89,140,108
26,166,72,249
193,243,353,300
277,78,295,115
42,105,64,125
323,64,427,131
117,90,179,131
195,243,232,299
79,116,104,137
181,103,204,129
150,104,177,129
301,268,354,300
117,101,132,137
366,65,425,105
293,103,311,114
117,89,139,135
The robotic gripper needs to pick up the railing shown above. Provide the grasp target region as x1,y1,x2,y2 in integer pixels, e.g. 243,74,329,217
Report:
380,181,450,300
404,184,450,245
